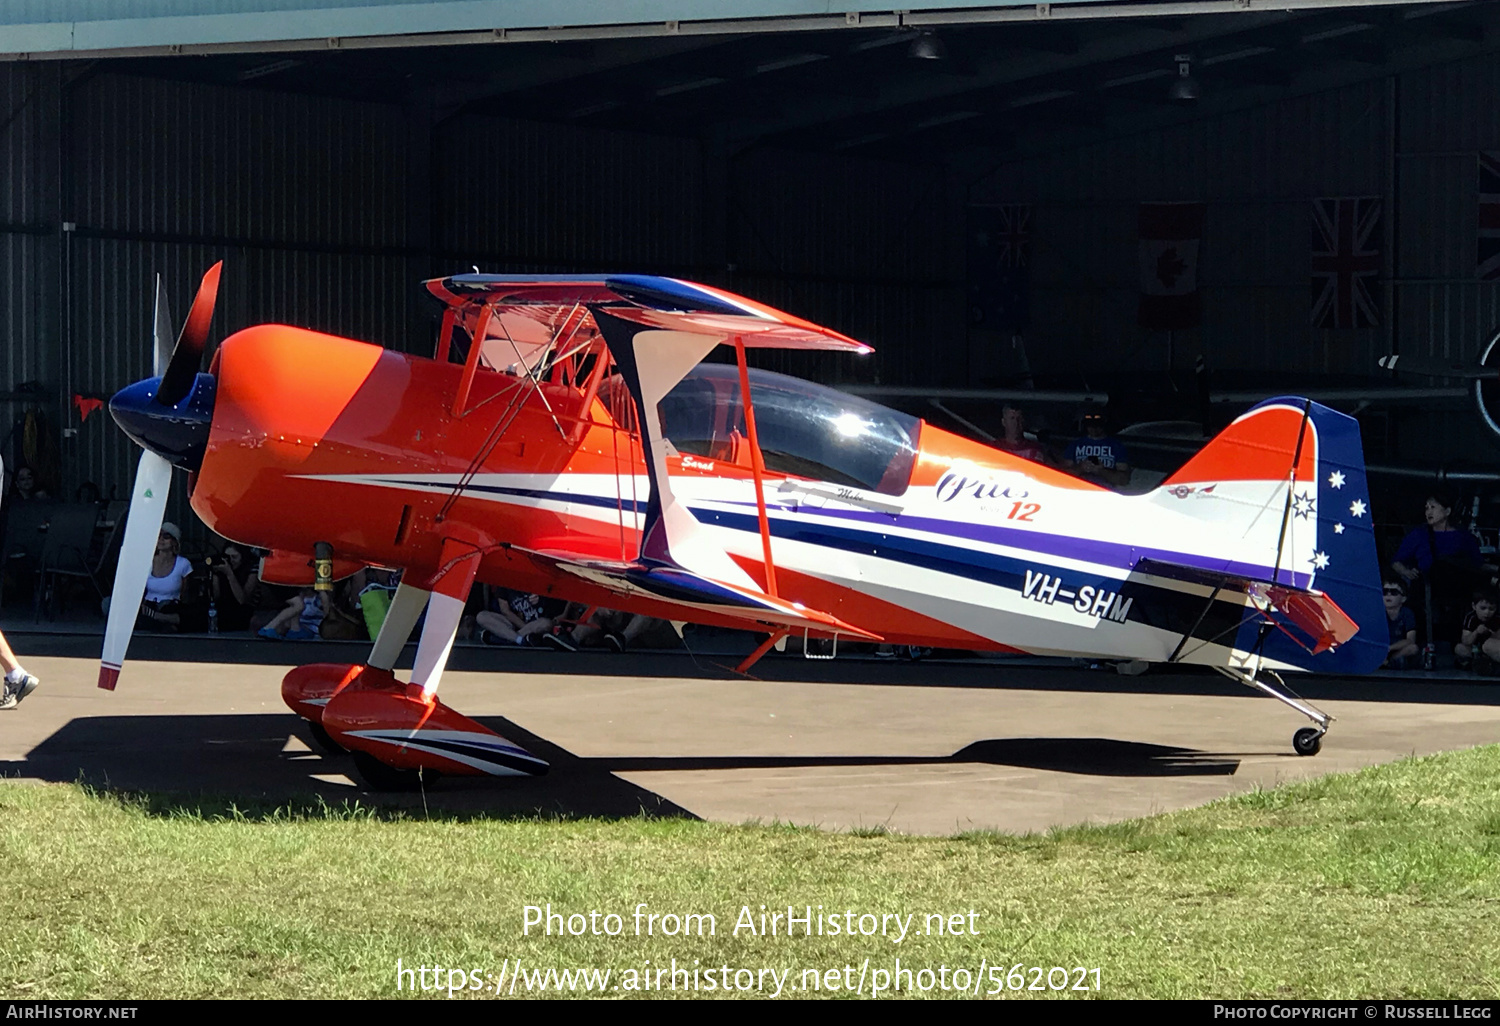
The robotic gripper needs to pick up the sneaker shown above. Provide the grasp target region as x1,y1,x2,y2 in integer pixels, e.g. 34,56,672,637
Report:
0,673,39,710
603,631,626,653
539,629,577,652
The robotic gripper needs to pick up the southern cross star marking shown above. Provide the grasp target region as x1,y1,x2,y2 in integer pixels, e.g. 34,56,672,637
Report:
1350,499,1367,518
1310,551,1330,570
1328,470,1346,490
1333,523,1346,535
1292,492,1316,519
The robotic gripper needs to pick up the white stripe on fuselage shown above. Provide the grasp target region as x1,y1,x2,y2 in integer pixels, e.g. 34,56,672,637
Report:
288,469,1303,667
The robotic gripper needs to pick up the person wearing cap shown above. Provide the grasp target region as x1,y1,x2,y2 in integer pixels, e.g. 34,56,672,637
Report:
1062,409,1131,489
137,522,193,631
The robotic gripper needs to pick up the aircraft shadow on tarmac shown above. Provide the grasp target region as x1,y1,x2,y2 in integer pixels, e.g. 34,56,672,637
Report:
1,713,1240,822
15,631,1500,706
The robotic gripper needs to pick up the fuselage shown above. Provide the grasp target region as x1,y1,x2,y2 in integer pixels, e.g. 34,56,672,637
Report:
191,323,1377,671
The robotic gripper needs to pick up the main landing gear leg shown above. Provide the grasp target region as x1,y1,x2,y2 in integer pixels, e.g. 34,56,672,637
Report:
314,543,550,789
1213,664,1333,757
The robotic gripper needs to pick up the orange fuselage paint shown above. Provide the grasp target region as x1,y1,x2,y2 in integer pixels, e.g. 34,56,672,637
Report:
193,323,1042,647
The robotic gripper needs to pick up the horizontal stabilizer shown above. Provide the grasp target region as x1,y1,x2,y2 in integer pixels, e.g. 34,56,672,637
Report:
514,546,881,640
1136,557,1359,656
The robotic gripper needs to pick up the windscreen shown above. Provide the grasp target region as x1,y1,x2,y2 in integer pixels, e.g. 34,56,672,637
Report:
609,363,920,496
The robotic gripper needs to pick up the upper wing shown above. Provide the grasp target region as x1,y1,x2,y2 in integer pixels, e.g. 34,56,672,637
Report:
424,274,871,353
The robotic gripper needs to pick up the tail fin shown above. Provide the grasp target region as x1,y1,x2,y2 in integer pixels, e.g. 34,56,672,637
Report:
1149,397,1385,674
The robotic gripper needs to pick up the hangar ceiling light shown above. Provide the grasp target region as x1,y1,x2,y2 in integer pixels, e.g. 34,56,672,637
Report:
909,31,948,60
753,53,827,74
1168,54,1201,102
655,76,724,96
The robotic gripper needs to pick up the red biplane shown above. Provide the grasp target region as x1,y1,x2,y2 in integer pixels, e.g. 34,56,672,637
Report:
100,265,1386,788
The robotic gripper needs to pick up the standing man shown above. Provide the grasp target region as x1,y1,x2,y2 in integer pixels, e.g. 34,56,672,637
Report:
1063,410,1132,489
0,456,40,709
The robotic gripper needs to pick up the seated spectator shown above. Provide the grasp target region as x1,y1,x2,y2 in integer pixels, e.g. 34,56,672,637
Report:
1381,577,1419,670
995,404,1049,464
208,543,258,632
74,481,102,506
1454,589,1500,674
567,607,654,652
1391,492,1483,647
1062,410,1131,488
258,587,328,640
137,522,192,632
475,588,575,650
8,466,47,502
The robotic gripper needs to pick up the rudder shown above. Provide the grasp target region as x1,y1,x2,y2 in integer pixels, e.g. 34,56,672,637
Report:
1155,397,1386,674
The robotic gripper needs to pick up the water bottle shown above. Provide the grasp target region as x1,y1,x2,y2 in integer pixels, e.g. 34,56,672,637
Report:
208,600,219,634
1422,642,1435,671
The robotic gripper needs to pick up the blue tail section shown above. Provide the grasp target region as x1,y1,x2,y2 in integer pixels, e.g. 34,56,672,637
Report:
1238,398,1386,675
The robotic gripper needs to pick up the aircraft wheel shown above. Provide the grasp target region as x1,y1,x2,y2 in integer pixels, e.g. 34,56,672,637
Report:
350,750,437,791
306,721,346,756
1292,727,1323,757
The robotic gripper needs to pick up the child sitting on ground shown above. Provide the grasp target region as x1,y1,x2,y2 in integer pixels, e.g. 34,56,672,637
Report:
258,586,329,640
474,588,575,650
1454,588,1500,674
1382,577,1419,670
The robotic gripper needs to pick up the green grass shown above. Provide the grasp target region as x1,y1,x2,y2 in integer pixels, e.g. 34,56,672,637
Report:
3,746,1499,999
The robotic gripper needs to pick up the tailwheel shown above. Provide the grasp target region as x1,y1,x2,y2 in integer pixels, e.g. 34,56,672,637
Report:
350,750,439,791
1292,727,1324,757
306,720,346,756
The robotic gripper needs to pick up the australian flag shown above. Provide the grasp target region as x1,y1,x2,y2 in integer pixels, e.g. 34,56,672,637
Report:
1310,196,1382,329
967,204,1031,333
1478,153,1500,281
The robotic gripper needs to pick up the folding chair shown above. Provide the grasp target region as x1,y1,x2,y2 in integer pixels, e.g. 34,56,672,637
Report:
36,503,109,620
0,500,55,610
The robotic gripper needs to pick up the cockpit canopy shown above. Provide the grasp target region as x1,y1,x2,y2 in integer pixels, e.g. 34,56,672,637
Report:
606,363,921,497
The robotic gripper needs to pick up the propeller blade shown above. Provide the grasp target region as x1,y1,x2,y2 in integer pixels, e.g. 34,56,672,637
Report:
1376,353,1492,380
98,450,172,690
151,274,174,378
156,261,222,407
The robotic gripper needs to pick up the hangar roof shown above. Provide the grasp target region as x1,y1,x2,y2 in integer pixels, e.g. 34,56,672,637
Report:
0,1,1455,58
3,0,1494,164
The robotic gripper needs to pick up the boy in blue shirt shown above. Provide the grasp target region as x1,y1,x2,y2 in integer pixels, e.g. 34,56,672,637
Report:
1063,410,1131,488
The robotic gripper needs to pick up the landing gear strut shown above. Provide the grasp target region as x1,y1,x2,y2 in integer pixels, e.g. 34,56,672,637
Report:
1214,664,1333,757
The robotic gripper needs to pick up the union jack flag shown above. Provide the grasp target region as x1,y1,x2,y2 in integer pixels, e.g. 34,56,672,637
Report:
1478,152,1500,281
992,203,1031,270
967,204,1032,331
1310,197,1382,329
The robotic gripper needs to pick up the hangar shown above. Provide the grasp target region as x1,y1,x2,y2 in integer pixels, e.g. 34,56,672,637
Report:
2,0,1498,541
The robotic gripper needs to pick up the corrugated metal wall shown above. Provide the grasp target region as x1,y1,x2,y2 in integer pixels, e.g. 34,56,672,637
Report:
60,72,419,530
13,46,1497,539
727,148,963,388
975,59,1500,467
1,65,964,536
0,63,58,498
974,78,1389,381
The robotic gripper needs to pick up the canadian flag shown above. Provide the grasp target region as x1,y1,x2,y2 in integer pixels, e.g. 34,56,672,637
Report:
1138,202,1206,330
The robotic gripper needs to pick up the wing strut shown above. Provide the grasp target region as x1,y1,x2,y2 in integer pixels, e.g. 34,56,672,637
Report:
734,337,779,597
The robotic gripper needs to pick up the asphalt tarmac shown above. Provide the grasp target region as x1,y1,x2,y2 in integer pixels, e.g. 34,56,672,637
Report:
3,636,1498,835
